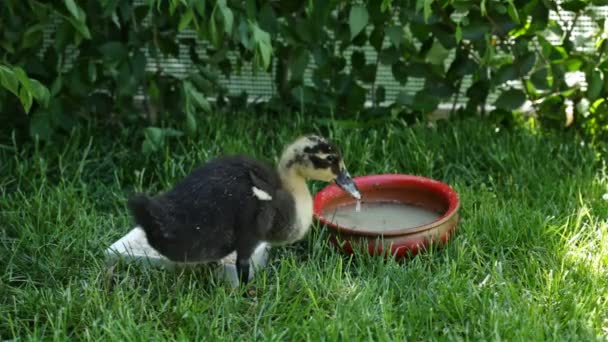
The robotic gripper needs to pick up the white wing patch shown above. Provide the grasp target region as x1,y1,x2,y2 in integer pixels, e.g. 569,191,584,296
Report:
252,187,272,201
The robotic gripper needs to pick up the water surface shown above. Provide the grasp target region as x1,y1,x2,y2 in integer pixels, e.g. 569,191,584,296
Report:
323,201,441,231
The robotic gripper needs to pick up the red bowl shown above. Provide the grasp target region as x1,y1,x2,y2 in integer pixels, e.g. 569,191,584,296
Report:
313,174,460,259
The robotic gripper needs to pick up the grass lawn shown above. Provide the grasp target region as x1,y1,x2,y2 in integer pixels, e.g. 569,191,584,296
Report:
1,113,607,340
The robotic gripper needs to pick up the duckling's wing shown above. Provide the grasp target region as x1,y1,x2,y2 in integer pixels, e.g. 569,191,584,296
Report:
248,169,277,198
254,189,297,243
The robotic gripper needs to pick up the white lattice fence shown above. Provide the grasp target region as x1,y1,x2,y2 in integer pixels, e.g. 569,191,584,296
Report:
41,2,608,109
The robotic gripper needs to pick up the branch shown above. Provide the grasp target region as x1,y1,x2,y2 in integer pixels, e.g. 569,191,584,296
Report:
562,12,580,47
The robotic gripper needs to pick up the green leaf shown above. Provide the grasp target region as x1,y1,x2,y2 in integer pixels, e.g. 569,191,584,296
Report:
169,0,179,15
186,110,197,136
344,82,367,111
218,1,234,34
411,90,440,112
461,21,491,41
117,63,137,97
560,0,588,12
143,127,164,152
246,0,257,19
494,88,526,111
209,10,220,47
290,48,309,80
391,61,408,83
21,24,45,49
538,95,566,126
194,0,206,17
359,64,377,83
423,0,433,22
251,23,272,69
379,47,400,65
381,0,393,12
64,0,82,21
0,66,19,97
12,67,33,94
258,3,277,34
142,140,155,155
590,98,606,114
517,53,536,75
369,26,384,52
408,62,436,78
563,57,584,72
426,40,450,65
466,80,490,104
452,0,473,11
132,51,147,81
349,5,369,40
238,20,252,49
396,90,414,106
587,68,604,101
54,21,72,50
385,26,402,47
352,30,368,47
0,41,14,55
64,15,91,40
19,87,34,113
11,67,48,110
447,53,477,79
292,86,317,105
51,77,63,96
29,79,50,108
163,128,184,137
29,108,53,140
531,67,551,90
185,81,211,112
506,0,520,24
351,50,366,70
178,9,194,31
102,0,120,16
415,0,434,22
426,78,455,98
494,64,518,85
99,41,128,61
88,61,97,83
375,85,386,104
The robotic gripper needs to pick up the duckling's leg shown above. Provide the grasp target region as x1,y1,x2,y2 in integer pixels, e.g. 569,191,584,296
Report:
235,241,259,285
236,253,250,285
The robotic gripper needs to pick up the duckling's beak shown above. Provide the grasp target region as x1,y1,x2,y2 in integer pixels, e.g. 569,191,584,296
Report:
335,168,361,200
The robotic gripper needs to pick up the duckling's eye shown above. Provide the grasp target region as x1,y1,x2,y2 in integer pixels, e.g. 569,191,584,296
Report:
326,155,337,163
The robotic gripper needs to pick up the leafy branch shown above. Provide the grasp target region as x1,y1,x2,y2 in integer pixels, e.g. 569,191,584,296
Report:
1,0,607,146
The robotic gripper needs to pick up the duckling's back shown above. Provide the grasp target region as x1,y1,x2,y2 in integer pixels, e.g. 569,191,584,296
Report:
128,155,284,263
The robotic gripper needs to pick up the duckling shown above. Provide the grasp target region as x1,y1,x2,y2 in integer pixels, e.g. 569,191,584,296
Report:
127,135,361,285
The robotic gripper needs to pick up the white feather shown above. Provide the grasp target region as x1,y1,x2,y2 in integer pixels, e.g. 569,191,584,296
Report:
252,187,272,201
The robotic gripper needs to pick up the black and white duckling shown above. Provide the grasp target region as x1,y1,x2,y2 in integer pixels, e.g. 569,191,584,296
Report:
127,135,361,285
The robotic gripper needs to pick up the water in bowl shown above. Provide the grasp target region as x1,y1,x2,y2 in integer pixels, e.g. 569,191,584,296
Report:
323,201,441,231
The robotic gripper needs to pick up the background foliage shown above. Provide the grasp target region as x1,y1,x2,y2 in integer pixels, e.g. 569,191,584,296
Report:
1,0,608,152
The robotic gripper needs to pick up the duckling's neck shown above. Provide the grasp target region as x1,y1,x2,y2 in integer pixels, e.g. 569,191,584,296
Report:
277,163,313,240
278,166,309,196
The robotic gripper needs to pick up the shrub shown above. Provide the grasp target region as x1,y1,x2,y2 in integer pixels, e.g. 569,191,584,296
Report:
1,0,607,150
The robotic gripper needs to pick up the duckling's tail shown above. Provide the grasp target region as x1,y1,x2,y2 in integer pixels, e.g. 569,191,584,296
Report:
127,194,169,246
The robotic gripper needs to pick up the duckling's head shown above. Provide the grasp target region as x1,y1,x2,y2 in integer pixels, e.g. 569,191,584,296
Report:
279,135,361,199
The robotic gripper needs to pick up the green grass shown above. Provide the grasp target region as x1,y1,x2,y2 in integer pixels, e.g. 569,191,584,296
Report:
1,113,607,340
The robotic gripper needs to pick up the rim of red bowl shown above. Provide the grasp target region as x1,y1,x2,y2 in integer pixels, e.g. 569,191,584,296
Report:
313,174,460,237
